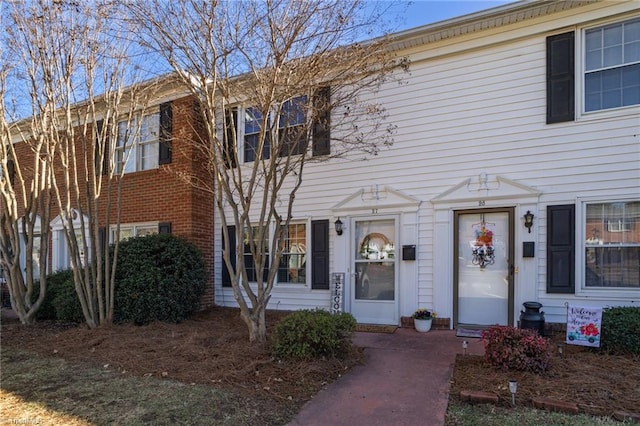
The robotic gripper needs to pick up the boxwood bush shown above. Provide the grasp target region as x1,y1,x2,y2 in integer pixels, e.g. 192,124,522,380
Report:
271,309,356,360
113,233,206,325
600,306,640,356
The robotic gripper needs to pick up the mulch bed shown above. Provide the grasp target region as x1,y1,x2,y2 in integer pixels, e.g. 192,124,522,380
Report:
1,307,364,410
3,307,638,420
449,333,640,417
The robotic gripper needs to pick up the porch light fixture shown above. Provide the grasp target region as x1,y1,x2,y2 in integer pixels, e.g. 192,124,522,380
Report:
524,210,535,233
334,218,343,236
508,380,518,405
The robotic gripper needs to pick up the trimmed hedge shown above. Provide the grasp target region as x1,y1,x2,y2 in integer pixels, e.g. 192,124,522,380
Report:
271,309,356,360
113,233,206,325
601,306,640,356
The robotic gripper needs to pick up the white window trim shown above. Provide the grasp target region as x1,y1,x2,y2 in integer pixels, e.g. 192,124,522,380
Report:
575,196,640,298
275,219,310,288
109,222,159,243
50,210,90,272
238,96,310,163
115,108,160,174
576,15,640,122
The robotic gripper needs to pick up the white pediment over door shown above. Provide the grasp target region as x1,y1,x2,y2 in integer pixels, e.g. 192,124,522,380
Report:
332,185,421,214
431,174,541,204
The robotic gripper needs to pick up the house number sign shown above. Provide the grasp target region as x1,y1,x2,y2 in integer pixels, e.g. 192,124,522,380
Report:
330,273,345,314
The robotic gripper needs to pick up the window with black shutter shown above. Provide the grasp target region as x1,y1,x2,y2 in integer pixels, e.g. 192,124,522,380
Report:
311,220,329,290
546,32,575,124
547,204,575,293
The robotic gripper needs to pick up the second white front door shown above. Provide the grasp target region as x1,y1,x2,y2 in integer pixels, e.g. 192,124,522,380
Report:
351,218,398,325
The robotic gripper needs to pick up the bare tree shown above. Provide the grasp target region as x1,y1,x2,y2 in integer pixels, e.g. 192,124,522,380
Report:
2,0,158,327
131,0,406,342
0,42,54,325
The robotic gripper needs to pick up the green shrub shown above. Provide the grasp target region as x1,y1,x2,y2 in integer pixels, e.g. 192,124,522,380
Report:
52,275,84,323
482,325,551,373
271,309,356,360
114,233,206,325
35,269,82,322
601,306,640,356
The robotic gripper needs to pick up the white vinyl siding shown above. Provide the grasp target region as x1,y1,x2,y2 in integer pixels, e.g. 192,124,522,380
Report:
213,3,640,323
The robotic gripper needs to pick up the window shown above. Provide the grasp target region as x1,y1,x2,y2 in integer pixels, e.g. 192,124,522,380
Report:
277,223,307,284
584,201,640,288
584,18,640,112
113,102,172,173
223,220,328,288
242,92,330,162
110,223,158,242
278,96,308,156
116,113,160,173
50,211,90,271
244,107,270,162
242,226,269,282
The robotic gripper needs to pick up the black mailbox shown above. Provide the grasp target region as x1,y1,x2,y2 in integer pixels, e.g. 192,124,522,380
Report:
523,241,535,258
402,245,416,261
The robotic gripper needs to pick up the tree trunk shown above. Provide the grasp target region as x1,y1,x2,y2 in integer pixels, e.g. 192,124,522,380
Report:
241,305,267,343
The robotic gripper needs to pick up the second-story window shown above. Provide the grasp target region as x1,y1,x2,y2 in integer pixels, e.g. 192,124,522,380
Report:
243,96,309,162
244,107,271,162
116,113,160,174
584,17,640,112
278,96,308,156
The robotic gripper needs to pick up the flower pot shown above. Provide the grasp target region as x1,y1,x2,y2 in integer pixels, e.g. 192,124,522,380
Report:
414,318,433,333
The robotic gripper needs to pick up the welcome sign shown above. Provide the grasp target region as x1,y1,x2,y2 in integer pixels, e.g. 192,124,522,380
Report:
566,305,603,347
330,273,345,314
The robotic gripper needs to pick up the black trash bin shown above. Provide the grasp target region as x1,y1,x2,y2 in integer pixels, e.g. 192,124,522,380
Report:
520,301,545,335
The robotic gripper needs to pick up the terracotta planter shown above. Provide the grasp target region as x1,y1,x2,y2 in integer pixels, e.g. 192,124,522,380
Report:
414,318,433,333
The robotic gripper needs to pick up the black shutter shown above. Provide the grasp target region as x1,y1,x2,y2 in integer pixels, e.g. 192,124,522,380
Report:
222,226,236,287
311,220,329,290
547,205,575,293
98,226,107,253
159,102,173,164
547,32,575,124
95,120,109,175
6,158,15,185
312,87,331,156
224,109,237,168
158,222,172,234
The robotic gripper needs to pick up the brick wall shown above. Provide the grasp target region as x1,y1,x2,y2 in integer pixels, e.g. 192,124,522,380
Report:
8,94,216,307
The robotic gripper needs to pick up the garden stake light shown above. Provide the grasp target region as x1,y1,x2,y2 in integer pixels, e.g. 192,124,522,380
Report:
508,380,518,406
462,340,468,355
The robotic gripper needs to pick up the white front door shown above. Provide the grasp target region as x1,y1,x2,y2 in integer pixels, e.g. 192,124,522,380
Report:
455,209,514,327
351,218,398,325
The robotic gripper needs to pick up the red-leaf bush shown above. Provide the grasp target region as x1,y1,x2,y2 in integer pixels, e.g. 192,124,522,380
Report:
482,325,551,373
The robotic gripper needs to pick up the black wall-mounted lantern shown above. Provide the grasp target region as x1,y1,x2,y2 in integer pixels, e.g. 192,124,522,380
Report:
334,217,343,236
524,210,535,233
